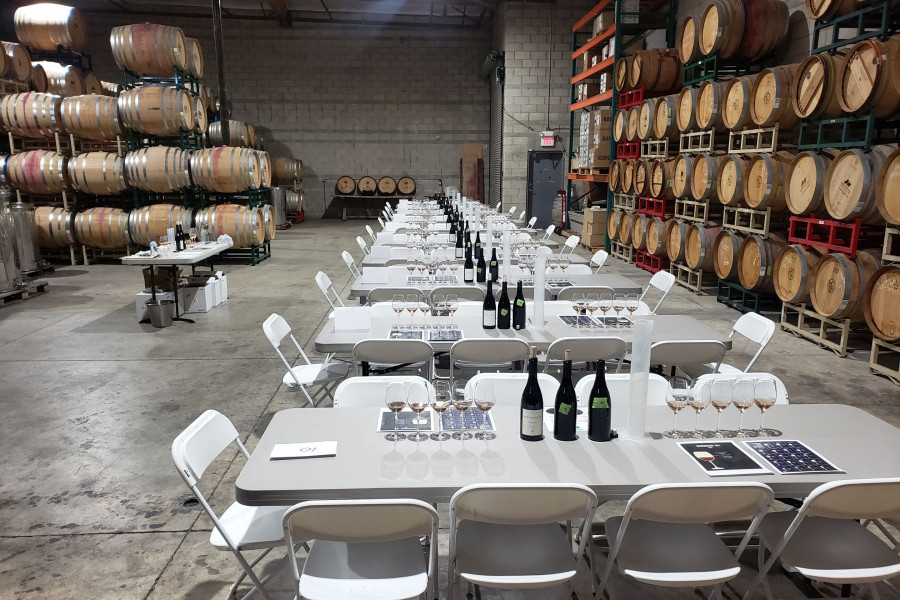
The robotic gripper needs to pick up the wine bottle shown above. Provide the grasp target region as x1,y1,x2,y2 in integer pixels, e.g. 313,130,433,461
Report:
520,346,544,441
455,230,464,259
463,246,475,283
449,218,456,235
476,250,487,283
587,360,612,442
497,276,511,329
489,247,499,282
475,231,483,259
553,350,578,441
513,280,526,330
482,280,496,329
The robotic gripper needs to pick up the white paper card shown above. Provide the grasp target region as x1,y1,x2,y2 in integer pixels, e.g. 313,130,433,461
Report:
334,307,372,331
362,267,390,283
270,441,337,460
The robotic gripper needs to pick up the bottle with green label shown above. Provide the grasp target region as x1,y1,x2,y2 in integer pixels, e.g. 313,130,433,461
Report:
588,359,612,442
497,275,511,329
513,279,526,330
553,349,578,441
476,248,487,283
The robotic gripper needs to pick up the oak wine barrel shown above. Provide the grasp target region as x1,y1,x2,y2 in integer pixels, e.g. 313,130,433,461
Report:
67,152,127,195
185,37,204,78
625,107,639,141
613,109,627,142
864,265,900,341
646,216,668,256
257,150,272,188
6,150,68,194
15,3,86,52
118,85,194,135
190,147,261,193
609,160,623,193
82,71,101,95
744,152,794,211
0,45,9,82
1,42,31,82
0,92,63,138
357,176,377,196
622,159,636,194
33,206,76,248
397,177,416,196
652,94,679,139
30,63,47,92
285,189,304,214
336,176,356,195
751,64,801,128
123,146,191,193
671,154,692,198
614,57,629,91
618,210,634,245
196,203,265,248
717,155,750,206
699,0,789,60
785,151,833,216
60,94,122,141
838,36,900,118
676,86,698,132
633,159,651,196
110,23,187,77
685,222,721,271
127,204,195,247
875,146,900,225
811,249,881,321
273,157,303,185
193,96,207,134
793,52,848,121
737,233,786,292
33,60,83,97
713,229,744,280
607,209,623,241
649,158,676,200
637,98,657,140
690,152,723,201
243,123,258,148
74,207,131,249
773,243,821,303
824,145,894,223
260,204,276,241
206,120,246,147
723,75,757,129
628,49,681,92
378,176,397,195
677,16,701,64
632,213,649,250
696,79,730,130
666,218,690,262
804,0,857,20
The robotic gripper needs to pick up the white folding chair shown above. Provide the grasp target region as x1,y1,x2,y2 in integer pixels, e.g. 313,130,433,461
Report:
341,250,361,279
365,224,377,243
695,372,790,404
367,287,415,303
353,339,434,377
599,482,774,600
543,336,627,373
508,206,517,218
334,375,434,408
449,338,530,388
536,246,553,255
464,372,559,405
591,249,609,272
315,271,345,310
448,484,598,599
681,313,778,379
527,216,537,228
356,235,370,256
541,224,555,241
744,478,900,600
639,270,676,314
172,410,293,600
430,286,485,301
263,314,348,407
561,235,580,254
385,203,394,218
518,210,527,221
575,372,671,410
283,499,439,600
377,216,385,230
649,339,728,379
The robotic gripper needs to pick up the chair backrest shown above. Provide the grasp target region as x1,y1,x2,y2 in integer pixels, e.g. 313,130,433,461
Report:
464,372,559,405
625,482,774,524
450,338,530,365
172,409,243,488
431,286,484,301
560,264,592,275
730,312,776,371
263,312,312,373
508,206,516,216
368,287,416,303
525,216,536,228
542,224,555,240
315,271,345,308
522,286,551,300
640,270,676,313
797,479,900,521
650,340,727,371
334,375,434,408
535,245,553,255
561,235,580,253
356,235,369,255
575,372,671,409
366,224,376,242
353,339,433,374
695,372,790,404
545,336,627,365
451,483,597,526
341,251,361,278
520,211,527,221
591,250,609,272
377,216,385,229
284,498,438,544
556,286,616,301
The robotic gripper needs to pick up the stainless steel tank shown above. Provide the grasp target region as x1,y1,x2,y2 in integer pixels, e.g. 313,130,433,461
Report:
9,202,42,274
0,202,21,292
270,187,287,227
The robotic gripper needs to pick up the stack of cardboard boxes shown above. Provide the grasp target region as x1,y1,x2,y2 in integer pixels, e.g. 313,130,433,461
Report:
582,206,607,249
576,108,612,171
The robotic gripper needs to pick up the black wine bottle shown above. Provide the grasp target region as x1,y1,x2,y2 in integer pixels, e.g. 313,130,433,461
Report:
497,276,511,329
474,231,483,259
482,280,496,329
455,230,464,259
463,246,475,283
520,346,544,441
553,350,578,441
489,247,499,282
587,360,612,442
476,250,487,283
513,280,526,330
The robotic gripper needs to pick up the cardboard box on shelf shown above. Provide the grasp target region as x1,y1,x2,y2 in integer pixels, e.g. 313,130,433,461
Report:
142,267,182,292
582,83,604,99
592,147,610,165
592,11,615,36
582,232,606,248
583,49,602,73
593,107,612,130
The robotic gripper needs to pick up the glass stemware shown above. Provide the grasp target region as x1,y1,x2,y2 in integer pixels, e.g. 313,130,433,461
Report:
548,257,558,282
406,258,417,282
431,381,452,441
406,293,418,331
664,378,690,438
755,378,780,437
612,293,626,327
558,255,569,280
710,379,734,438
586,293,600,328
449,261,459,281
392,294,405,330
570,293,586,329
473,381,496,441
451,383,473,441
625,293,640,323
432,294,445,330
407,381,431,442
598,291,612,327
446,294,458,330
418,295,430,330
732,378,756,437
384,381,407,441
690,381,711,438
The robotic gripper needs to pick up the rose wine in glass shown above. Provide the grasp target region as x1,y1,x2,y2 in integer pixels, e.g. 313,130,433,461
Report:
710,379,733,438
473,381,496,440
732,378,756,438
407,381,430,442
430,381,452,441
664,378,689,438
451,384,473,440
690,381,711,438
754,378,779,437
384,382,407,441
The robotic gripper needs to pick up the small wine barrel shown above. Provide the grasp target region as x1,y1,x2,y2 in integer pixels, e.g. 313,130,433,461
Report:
609,160,623,193
67,152,127,195
685,222,721,271
672,154,692,198
243,123,258,149
285,189,304,214
628,49,681,92
613,109,627,142
632,213,649,250
717,155,750,206
618,210,634,245
773,244,821,303
744,152,794,211
357,176,377,196
0,92,63,138
60,94,122,141
876,146,900,225
206,120,245,147
713,229,744,280
737,233,787,293
649,158,675,200
82,71,101,95
700,0,789,60
378,176,397,195
793,52,848,121
696,79,730,130
838,36,900,118
751,64,801,128
5,150,68,194
1,42,31,82
127,204,195,246
257,151,272,188
190,147,261,193
193,96,207,134
723,75,757,129
34,61,83,97
622,159,636,193
197,203,265,248
864,265,900,341
824,145,894,224
185,37,204,78
638,98,657,140
15,3,87,52
676,86,698,132
336,176,356,195
33,206,77,248
690,152,723,201
785,151,832,216
666,218,689,262
397,177,416,196
74,207,131,249
677,16,701,64
633,159,651,196
646,216,668,256
123,146,191,193
101,81,122,97
625,107,639,141
652,94,679,139
811,249,881,321
273,157,302,184
110,23,187,77
30,63,48,93
614,57,629,91
261,204,276,241
804,0,857,20
118,85,193,135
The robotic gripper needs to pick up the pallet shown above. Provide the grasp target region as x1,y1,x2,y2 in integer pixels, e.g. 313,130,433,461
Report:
682,55,763,87
669,261,716,294
679,129,724,154
722,206,775,238
613,194,638,211
797,114,899,151
675,197,720,223
780,301,862,358
812,0,897,54
618,87,644,109
635,250,668,273
716,280,780,314
640,138,670,159
8,131,79,156
0,281,49,307
869,337,900,385
610,240,634,262
0,78,29,95
883,227,900,264
616,141,640,159
638,196,672,218
219,241,271,266
728,126,781,154
787,215,883,258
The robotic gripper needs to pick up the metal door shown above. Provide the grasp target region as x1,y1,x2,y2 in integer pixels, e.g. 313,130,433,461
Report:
526,151,564,229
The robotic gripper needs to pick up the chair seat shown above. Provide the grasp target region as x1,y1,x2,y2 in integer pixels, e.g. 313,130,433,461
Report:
210,502,288,551
283,362,349,387
299,538,428,600
759,512,900,583
604,517,740,587
455,521,577,589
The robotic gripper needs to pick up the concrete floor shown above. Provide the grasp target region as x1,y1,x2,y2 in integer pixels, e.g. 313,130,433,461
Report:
0,218,898,600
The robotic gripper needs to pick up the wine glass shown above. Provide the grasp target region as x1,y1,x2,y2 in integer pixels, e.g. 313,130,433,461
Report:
438,260,448,280
598,291,612,328
449,261,459,281
710,379,733,438
384,381,407,441
558,255,569,280
690,381,711,438
189,227,198,245
664,378,690,438
732,378,756,438
406,293,418,331
392,294,405,330
406,257,417,282
418,295,430,330
585,293,600,328
407,381,431,442
548,256,558,282
625,293,640,323
755,378,780,437
446,294,458,330
473,381,496,441
612,293,626,327
570,293,585,329
432,294,445,330
451,383,474,440
431,381,452,441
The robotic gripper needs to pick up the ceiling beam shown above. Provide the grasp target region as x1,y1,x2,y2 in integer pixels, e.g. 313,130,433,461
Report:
263,0,292,26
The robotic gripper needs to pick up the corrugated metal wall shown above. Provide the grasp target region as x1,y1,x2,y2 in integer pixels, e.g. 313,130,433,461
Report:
489,65,504,209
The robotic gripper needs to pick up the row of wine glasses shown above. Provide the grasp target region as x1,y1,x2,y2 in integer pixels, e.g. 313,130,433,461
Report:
384,380,494,442
568,292,640,328
391,294,459,330
665,377,779,439
405,258,457,282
